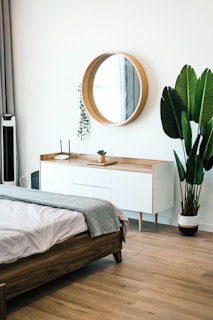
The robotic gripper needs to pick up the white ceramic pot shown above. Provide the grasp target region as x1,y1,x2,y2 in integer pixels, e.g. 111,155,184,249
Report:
178,214,199,236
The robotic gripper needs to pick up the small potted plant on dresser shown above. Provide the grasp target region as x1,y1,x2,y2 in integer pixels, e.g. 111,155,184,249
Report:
160,65,213,236
97,150,107,163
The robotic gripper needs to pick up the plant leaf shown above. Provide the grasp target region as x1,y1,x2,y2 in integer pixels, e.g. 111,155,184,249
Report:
160,87,185,139
175,65,197,120
189,134,201,158
181,111,192,156
199,115,213,161
203,155,213,171
186,155,204,185
195,68,213,125
174,150,185,181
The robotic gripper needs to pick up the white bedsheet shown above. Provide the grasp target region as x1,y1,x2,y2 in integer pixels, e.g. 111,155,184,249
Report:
0,199,88,264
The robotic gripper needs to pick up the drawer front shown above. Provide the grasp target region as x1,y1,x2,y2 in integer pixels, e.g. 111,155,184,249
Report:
73,184,111,201
111,170,152,213
73,166,111,188
40,162,73,194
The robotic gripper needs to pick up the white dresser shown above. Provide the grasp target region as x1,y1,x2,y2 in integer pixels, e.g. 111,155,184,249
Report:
40,153,174,231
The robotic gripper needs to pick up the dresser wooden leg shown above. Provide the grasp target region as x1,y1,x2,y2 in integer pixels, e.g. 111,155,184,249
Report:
139,212,142,232
155,213,158,226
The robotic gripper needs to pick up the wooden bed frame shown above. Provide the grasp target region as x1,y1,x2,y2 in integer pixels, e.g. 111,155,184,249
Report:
0,228,123,320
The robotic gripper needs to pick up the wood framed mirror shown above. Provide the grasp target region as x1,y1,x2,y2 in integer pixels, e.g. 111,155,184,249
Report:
81,52,148,126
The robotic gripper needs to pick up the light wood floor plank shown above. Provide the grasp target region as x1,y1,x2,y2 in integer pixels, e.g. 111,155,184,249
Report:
6,220,213,320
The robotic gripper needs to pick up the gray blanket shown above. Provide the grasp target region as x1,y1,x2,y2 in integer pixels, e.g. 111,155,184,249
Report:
0,185,121,237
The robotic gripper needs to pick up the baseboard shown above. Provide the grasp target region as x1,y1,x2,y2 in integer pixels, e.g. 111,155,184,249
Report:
124,210,213,233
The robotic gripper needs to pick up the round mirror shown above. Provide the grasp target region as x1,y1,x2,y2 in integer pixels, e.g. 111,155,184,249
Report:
82,52,148,126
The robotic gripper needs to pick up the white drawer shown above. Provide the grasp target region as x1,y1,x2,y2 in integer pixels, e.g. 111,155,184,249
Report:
111,170,152,212
73,184,111,201
73,166,111,188
40,162,73,194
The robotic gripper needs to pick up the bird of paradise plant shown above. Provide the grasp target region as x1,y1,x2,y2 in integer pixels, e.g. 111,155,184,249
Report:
160,65,213,216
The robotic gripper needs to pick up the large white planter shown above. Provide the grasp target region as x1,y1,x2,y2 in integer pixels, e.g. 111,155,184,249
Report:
178,214,199,236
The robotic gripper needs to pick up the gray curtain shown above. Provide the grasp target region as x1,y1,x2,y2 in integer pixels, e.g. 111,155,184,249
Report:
0,0,16,183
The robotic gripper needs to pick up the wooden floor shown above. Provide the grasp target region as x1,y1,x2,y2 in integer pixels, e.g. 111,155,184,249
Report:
6,219,213,320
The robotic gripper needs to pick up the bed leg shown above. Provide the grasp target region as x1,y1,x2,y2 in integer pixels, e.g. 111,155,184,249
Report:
113,251,122,263
0,283,6,320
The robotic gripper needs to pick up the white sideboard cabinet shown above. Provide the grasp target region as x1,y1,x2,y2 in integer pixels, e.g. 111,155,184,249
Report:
40,153,174,231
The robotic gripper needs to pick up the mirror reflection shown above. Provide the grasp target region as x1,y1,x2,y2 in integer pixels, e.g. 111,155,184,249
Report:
93,55,140,123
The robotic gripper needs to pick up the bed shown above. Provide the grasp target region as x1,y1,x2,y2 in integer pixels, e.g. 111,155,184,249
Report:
0,185,127,320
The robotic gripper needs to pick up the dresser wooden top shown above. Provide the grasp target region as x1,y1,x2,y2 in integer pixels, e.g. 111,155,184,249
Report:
40,153,172,174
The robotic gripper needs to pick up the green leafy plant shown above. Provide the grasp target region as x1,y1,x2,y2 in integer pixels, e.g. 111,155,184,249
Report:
77,84,89,141
160,65,213,216
97,150,107,155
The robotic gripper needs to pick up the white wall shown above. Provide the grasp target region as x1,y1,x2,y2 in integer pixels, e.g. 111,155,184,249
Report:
10,0,213,231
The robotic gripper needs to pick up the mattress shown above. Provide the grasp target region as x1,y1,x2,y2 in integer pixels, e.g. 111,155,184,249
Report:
0,199,88,264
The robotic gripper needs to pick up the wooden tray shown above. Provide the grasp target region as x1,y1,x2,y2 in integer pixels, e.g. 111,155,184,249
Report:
87,160,117,166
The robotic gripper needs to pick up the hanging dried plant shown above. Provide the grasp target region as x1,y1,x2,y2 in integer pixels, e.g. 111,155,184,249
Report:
77,84,89,140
